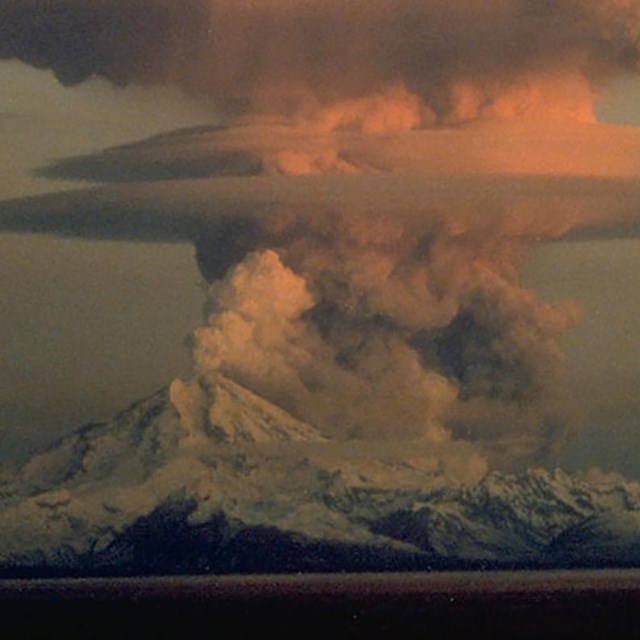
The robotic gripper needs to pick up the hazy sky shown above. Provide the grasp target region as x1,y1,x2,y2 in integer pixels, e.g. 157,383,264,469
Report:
0,62,212,458
3,1,640,476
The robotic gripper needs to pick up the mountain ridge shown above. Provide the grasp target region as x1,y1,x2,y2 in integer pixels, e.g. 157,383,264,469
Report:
1,374,639,576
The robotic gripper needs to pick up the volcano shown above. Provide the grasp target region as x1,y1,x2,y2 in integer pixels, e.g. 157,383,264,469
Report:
1,373,639,577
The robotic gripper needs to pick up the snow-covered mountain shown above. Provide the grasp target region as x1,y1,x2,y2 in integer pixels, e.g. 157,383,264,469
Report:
1,374,640,576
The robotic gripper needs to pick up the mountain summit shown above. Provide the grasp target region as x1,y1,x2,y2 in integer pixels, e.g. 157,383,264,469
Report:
1,374,639,576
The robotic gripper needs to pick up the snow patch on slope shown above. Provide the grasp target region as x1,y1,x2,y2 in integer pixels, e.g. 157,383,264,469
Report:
2,374,640,572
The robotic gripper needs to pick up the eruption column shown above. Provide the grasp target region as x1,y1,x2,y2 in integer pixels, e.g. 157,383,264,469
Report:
4,0,640,473
189,195,581,469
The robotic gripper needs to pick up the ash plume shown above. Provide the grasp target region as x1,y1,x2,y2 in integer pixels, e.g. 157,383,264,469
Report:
3,1,640,125
5,1,640,476
188,198,581,471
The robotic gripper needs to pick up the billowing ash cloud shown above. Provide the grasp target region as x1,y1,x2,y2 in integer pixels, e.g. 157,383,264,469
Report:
5,2,640,476
112,120,635,469
190,212,581,468
4,118,640,472
3,1,640,124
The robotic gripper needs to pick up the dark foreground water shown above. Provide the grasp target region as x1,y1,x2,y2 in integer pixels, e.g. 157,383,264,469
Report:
3,569,640,638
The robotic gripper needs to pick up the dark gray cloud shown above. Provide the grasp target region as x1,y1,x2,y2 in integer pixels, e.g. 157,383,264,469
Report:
0,0,210,86
3,1,640,122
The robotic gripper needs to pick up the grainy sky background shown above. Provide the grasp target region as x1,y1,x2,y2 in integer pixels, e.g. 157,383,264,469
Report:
0,62,212,457
3,11,640,475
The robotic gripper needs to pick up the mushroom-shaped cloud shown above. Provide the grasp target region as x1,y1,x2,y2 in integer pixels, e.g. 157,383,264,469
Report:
5,0,640,477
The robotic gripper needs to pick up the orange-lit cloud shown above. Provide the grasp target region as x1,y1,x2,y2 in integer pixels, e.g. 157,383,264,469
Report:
4,121,640,471
3,1,640,125
5,1,640,473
